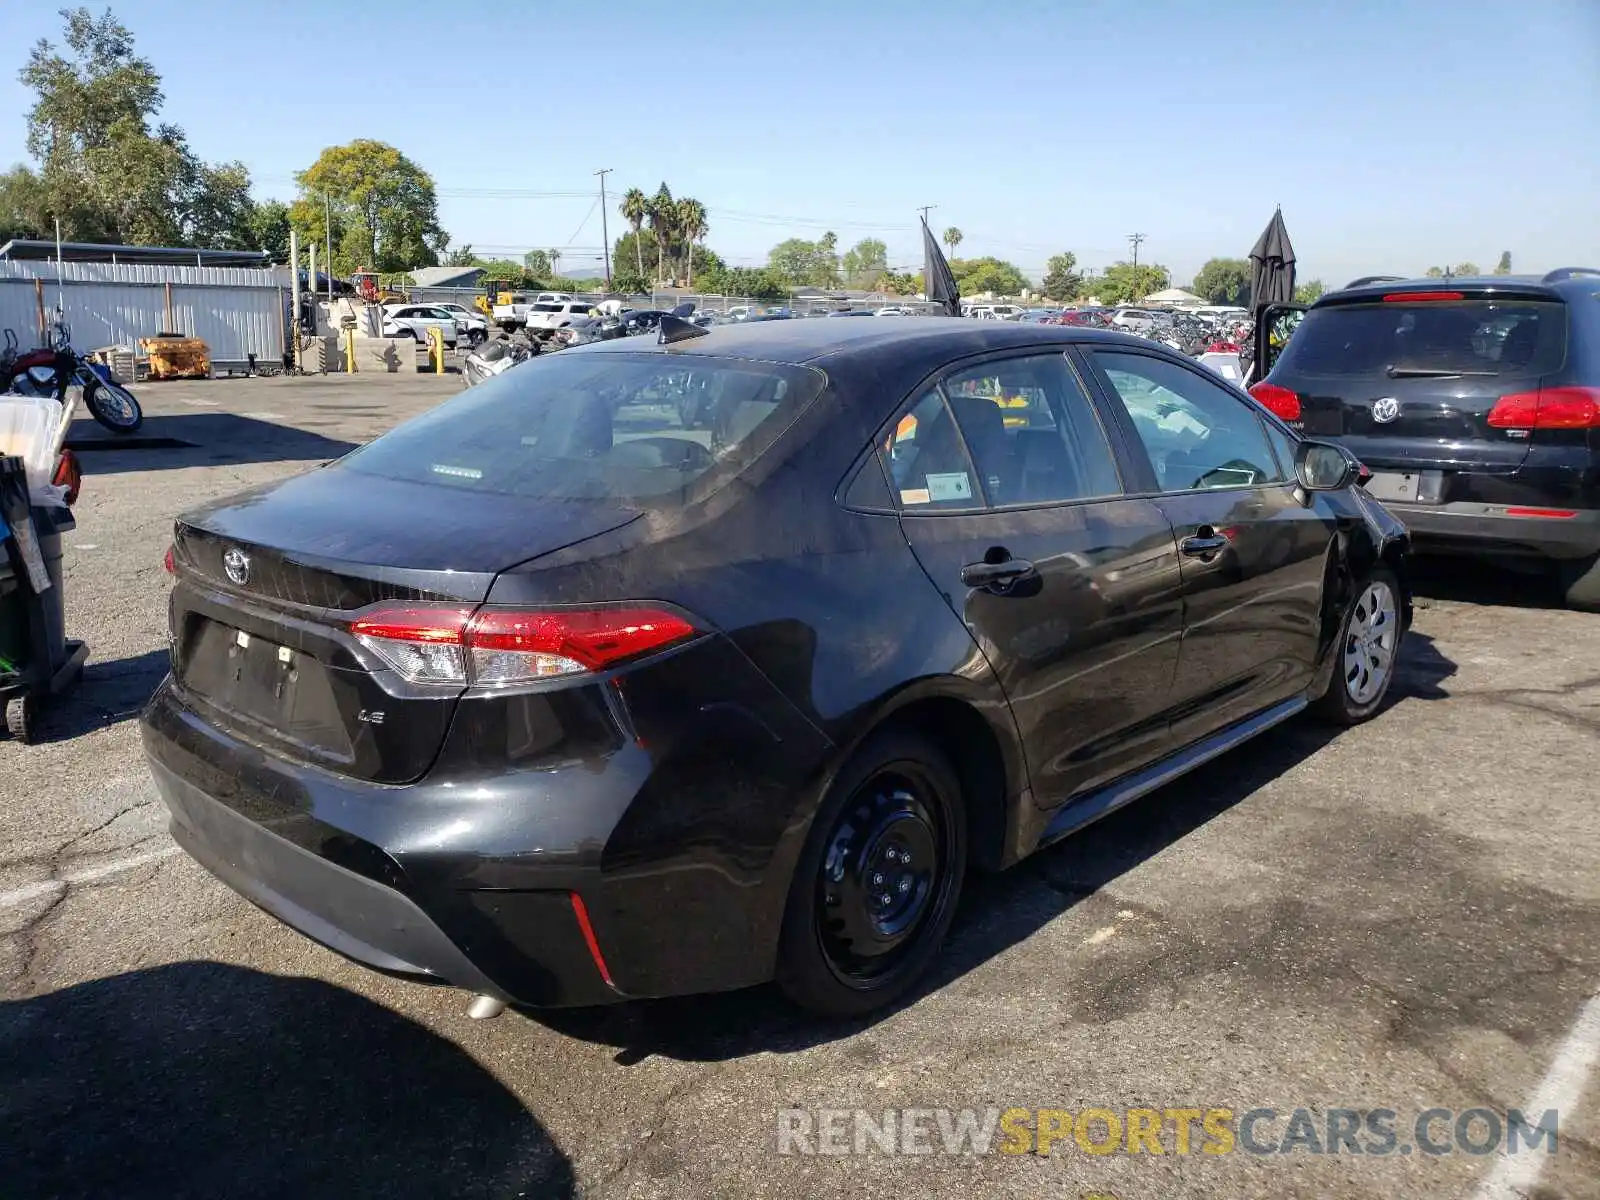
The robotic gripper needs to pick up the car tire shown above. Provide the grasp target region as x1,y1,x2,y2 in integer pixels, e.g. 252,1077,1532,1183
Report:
776,729,966,1018
1558,552,1600,611
1312,566,1404,726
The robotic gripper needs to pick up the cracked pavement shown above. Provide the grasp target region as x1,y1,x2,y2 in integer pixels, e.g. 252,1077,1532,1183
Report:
2,375,1598,1199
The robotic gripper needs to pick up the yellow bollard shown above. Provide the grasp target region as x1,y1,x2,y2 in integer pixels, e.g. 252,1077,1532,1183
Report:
344,326,356,373
427,327,445,374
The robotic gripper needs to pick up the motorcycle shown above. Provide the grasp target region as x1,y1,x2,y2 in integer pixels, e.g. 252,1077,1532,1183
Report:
1,325,143,433
460,332,537,388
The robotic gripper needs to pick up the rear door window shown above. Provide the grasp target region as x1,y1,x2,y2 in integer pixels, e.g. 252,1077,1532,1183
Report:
1275,299,1567,378
342,352,825,502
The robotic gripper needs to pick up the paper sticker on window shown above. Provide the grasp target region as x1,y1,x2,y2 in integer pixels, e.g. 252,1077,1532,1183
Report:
900,487,932,505
924,472,973,502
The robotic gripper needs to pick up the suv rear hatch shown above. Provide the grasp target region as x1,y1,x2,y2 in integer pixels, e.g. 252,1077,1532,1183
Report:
1263,286,1569,474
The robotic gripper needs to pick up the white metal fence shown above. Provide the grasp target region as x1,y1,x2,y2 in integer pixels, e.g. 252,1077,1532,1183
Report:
0,261,292,367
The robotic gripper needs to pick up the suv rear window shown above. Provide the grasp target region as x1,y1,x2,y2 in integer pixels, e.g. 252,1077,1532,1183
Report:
1276,298,1567,378
343,352,825,502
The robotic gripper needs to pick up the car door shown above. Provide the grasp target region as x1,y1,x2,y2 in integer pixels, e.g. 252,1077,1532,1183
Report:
883,350,1186,810
1079,347,1334,743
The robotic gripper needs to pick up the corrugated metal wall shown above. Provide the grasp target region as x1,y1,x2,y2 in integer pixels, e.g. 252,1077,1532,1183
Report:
0,261,291,365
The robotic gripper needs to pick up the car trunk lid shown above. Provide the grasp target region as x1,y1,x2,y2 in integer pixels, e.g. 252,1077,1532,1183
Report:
170,466,638,783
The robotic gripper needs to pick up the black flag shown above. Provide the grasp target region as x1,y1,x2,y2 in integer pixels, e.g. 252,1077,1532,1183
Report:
922,217,961,316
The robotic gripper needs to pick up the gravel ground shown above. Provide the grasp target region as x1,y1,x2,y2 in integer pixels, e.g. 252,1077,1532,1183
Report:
1,373,1597,1200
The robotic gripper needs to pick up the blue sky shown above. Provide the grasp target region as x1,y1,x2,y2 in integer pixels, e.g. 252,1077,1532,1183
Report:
1,0,1595,287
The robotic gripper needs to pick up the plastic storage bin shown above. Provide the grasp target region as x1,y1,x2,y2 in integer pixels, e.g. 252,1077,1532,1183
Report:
0,395,65,501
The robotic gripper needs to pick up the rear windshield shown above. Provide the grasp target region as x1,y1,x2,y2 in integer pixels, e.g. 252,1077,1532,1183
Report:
531,303,564,313
342,351,826,502
1277,298,1567,378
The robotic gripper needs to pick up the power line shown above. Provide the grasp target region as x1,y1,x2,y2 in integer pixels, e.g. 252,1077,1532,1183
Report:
1128,232,1146,270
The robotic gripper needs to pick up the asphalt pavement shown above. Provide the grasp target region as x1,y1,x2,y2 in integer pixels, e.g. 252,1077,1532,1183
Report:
2,372,1597,1200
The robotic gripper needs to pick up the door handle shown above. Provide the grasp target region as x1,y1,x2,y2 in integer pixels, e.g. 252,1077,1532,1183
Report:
961,557,1037,590
1180,528,1230,557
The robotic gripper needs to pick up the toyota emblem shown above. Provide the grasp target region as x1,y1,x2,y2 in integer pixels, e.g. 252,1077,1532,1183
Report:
1371,397,1401,424
222,547,251,586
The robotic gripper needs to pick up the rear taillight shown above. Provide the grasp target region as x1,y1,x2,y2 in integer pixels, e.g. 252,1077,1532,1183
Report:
163,545,176,575
1486,386,1600,430
348,604,697,686
52,449,81,506
1383,291,1463,303
1248,381,1302,422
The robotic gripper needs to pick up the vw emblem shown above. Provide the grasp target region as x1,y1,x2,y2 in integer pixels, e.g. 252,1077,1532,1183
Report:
222,547,251,586
1371,397,1401,424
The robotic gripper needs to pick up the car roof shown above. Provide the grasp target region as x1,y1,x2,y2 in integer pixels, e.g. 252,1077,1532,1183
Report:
569,315,1156,376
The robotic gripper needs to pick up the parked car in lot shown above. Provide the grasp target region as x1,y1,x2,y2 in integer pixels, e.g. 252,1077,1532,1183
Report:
525,300,595,338
145,320,1410,1018
380,304,460,348
431,302,490,344
1111,307,1159,333
1251,268,1600,609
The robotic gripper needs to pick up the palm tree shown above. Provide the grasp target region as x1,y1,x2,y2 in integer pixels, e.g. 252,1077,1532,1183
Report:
648,183,674,284
620,187,647,280
676,197,708,287
549,248,561,279
943,227,963,259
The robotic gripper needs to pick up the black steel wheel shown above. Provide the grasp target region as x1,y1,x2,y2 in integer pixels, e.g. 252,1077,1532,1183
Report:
6,695,36,743
777,730,965,1016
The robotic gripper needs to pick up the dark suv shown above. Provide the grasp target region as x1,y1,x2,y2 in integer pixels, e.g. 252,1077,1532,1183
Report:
1250,269,1600,608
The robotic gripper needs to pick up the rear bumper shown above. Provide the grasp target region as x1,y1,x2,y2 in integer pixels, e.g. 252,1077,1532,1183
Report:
1383,499,1600,560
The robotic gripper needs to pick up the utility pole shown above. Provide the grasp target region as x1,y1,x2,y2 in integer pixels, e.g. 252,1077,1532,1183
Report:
595,168,613,290
917,205,936,225
1128,232,1146,271
324,195,334,300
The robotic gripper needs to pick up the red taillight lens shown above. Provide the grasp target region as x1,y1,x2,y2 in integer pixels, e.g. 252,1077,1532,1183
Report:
1383,291,1463,302
348,604,696,686
163,545,176,575
1487,386,1600,430
1249,381,1302,422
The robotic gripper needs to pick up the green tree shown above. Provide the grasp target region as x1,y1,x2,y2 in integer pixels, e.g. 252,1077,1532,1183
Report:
881,270,923,296
247,198,291,261
1424,266,1445,278
1093,261,1171,304
620,187,648,279
841,237,888,287
1455,261,1480,276
612,269,647,294
294,139,445,274
1191,256,1252,305
677,196,708,286
17,7,258,248
954,256,1029,296
1040,251,1083,301
0,166,52,241
647,182,675,282
1293,279,1325,304
767,237,816,286
942,226,962,258
1494,251,1512,275
699,266,789,300
521,248,551,277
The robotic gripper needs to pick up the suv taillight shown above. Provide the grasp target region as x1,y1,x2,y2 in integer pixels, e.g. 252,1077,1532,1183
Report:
1248,381,1302,422
1486,386,1600,430
349,604,698,686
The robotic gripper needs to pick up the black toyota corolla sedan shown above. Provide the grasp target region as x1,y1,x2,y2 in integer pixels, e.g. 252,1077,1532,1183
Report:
143,318,1411,1017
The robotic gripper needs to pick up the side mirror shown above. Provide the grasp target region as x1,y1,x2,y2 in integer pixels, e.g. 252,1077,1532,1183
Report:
1251,303,1307,381
1295,440,1357,491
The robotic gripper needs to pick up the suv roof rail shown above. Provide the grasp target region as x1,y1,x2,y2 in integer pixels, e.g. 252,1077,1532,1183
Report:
1343,275,1407,289
1541,267,1600,284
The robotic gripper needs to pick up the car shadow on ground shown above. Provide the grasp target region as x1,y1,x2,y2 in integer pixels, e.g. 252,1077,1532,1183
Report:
30,648,169,743
0,962,573,1200
1410,556,1568,610
535,636,1460,1064
66,413,358,472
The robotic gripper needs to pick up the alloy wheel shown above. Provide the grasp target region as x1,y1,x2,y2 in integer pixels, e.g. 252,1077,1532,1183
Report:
1343,579,1398,704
